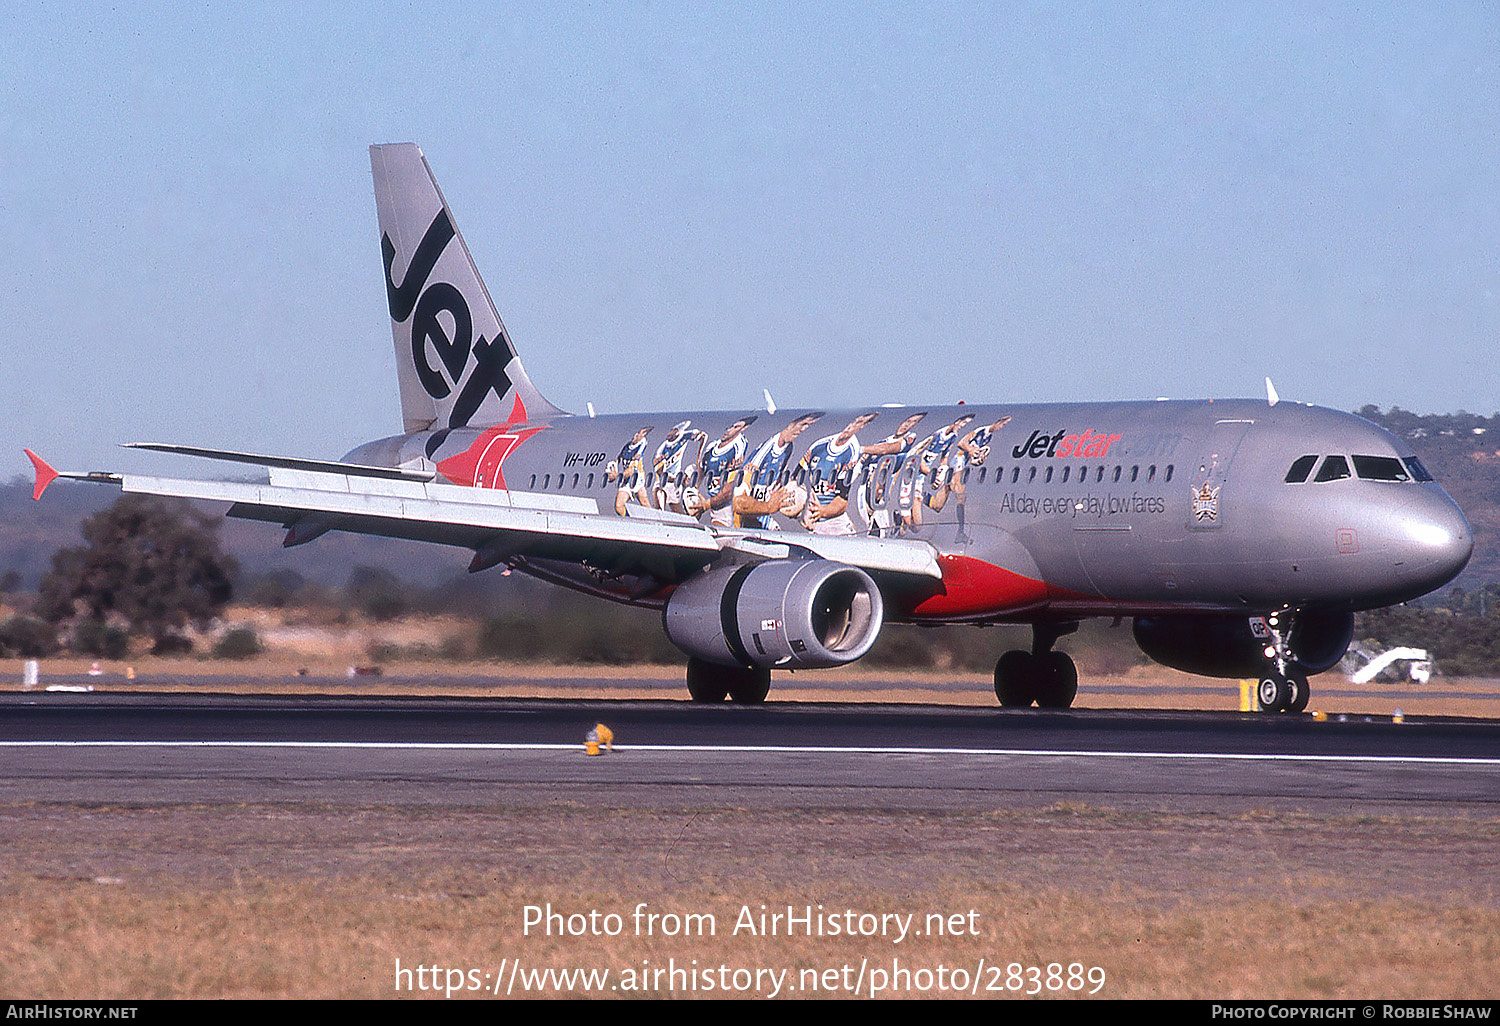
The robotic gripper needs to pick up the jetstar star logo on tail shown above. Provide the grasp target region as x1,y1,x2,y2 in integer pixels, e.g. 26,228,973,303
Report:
436,396,547,489
1010,428,1123,459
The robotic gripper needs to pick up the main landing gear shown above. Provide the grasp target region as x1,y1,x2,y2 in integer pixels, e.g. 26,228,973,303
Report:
994,621,1080,709
686,657,772,705
1256,609,1310,714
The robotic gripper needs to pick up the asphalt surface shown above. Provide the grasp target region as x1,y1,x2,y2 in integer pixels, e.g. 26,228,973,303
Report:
1,691,1497,812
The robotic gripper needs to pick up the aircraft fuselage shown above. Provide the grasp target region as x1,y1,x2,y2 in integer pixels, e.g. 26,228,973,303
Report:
345,397,1472,624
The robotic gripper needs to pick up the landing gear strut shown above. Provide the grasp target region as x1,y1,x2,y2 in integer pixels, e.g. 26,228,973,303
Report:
1256,610,1311,714
686,657,771,705
994,622,1079,709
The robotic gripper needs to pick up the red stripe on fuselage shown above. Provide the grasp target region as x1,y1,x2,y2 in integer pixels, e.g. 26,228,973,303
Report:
904,553,1052,619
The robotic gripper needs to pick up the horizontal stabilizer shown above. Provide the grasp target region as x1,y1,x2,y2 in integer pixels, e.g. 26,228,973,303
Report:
122,443,436,482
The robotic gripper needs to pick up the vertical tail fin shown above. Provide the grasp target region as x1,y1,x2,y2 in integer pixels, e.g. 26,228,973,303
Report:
369,143,564,433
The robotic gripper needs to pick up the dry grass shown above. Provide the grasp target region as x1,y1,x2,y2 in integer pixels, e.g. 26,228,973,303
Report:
2,878,1496,999
1,802,1496,999
9,598,1495,715
10,656,1499,718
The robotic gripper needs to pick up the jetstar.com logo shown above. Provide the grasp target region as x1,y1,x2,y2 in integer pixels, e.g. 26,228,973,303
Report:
1010,428,1123,460
383,209,517,429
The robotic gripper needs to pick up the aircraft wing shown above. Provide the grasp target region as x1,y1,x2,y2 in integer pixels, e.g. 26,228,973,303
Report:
25,450,943,583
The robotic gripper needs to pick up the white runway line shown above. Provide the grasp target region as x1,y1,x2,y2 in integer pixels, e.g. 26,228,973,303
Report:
2,740,1498,766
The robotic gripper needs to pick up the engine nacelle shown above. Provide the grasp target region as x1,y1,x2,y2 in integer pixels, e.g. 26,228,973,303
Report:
663,559,884,669
1132,611,1354,678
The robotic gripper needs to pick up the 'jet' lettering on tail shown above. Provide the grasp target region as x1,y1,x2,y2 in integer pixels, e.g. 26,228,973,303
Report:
382,208,515,427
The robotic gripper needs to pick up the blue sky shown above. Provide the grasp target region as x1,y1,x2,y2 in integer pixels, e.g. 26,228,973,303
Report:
3,2,1497,478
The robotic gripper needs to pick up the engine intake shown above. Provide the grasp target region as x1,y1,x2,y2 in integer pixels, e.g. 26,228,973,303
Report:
663,559,884,669
1132,611,1354,678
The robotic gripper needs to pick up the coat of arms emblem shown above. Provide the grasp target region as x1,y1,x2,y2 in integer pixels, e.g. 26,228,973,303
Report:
1191,482,1220,522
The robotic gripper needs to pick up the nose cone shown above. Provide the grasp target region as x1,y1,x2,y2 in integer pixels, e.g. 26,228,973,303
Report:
1392,489,1473,596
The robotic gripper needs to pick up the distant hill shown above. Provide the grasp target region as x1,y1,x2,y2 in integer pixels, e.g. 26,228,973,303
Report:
3,405,1496,603
0,480,116,590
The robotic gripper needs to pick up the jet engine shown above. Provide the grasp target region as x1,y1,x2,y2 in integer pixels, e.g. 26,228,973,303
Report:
663,559,885,670
1132,611,1354,678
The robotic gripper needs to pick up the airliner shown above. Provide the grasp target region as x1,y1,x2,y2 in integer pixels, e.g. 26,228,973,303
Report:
26,144,1474,712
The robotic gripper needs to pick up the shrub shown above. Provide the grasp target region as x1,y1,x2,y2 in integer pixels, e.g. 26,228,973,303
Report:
70,619,130,659
0,616,58,658
213,626,264,660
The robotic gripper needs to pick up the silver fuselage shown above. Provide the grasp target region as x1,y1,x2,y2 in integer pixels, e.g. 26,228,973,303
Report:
345,398,1472,622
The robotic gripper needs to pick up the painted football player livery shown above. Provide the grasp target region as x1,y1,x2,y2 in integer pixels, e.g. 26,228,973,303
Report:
26,143,1474,713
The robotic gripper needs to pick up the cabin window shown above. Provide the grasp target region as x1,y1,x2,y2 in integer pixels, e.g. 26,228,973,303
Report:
1028,467,1037,483
1353,455,1411,482
1061,466,1070,483
1404,457,1434,483
977,467,986,484
1044,467,1054,483
1164,465,1173,482
1096,466,1104,483
1147,465,1156,483
1284,455,1318,483
1112,466,1121,483
572,473,580,488
587,473,594,489
1130,466,1139,482
1314,455,1351,482
543,474,551,488
963,467,971,484
1013,467,1021,484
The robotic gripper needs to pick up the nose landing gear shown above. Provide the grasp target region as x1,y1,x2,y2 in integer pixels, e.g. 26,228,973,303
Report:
1256,671,1309,714
1257,610,1311,714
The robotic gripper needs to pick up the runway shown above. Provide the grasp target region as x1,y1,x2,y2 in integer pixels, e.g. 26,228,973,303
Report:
2,692,1497,812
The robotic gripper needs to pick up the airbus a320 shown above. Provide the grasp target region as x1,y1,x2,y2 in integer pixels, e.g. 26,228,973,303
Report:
27,144,1474,712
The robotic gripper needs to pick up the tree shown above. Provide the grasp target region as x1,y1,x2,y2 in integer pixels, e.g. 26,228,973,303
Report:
346,564,409,621
39,495,237,652
0,615,58,658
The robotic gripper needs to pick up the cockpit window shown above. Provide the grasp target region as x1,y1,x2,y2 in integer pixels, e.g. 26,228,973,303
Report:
1404,456,1434,483
1284,455,1318,483
1353,455,1411,482
1313,455,1351,482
